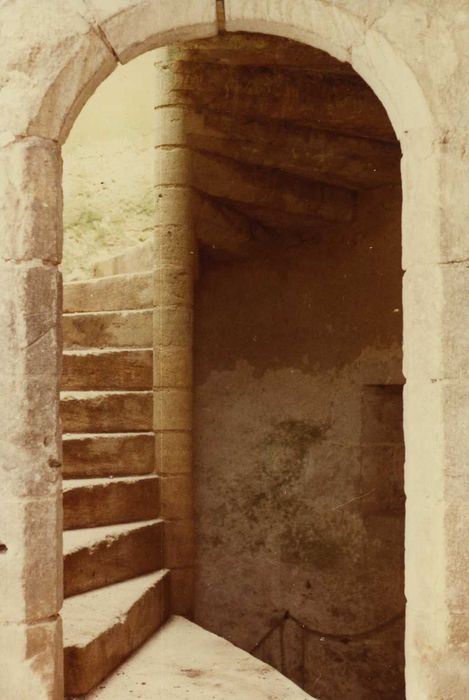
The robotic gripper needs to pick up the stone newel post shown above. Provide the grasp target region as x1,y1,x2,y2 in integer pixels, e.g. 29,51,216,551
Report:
154,46,196,616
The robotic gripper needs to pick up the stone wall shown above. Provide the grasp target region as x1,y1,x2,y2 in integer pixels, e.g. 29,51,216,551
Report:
194,186,405,699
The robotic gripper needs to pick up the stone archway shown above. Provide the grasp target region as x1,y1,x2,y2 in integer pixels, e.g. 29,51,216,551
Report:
0,2,468,698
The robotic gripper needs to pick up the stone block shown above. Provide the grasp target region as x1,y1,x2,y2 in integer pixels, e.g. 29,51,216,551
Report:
63,432,155,478
154,388,192,431
155,430,192,475
63,476,159,530
0,617,63,700
62,349,153,391
64,520,163,597
401,135,469,266
61,390,153,433
63,309,153,349
154,267,193,306
164,518,195,568
169,567,194,617
154,106,187,145
154,346,193,388
155,185,195,227
0,138,62,263
63,272,153,313
155,145,192,186
93,240,154,277
153,306,192,347
0,265,61,498
224,0,364,64
0,495,62,623
404,380,469,493
403,264,469,381
155,225,195,269
84,0,218,63
160,475,193,521
0,0,116,141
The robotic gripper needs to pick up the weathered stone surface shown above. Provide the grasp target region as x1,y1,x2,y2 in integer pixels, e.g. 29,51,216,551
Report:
93,240,154,277
0,496,62,623
401,135,469,266
154,346,193,389
159,59,395,142
63,271,153,312
63,432,154,478
155,430,192,475
64,519,163,597
86,615,314,699
0,138,62,263
63,309,153,349
61,390,153,432
224,0,365,65
0,265,61,499
191,151,357,224
170,568,195,617
164,518,195,568
83,0,218,63
186,111,401,190
0,617,63,700
404,264,469,381
153,306,192,347
62,349,153,391
154,267,193,306
0,0,116,141
63,570,170,696
155,186,194,226
160,475,193,521
303,616,405,700
63,475,159,530
154,388,192,431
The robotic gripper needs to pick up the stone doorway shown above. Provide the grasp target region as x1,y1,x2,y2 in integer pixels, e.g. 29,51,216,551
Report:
1,2,468,699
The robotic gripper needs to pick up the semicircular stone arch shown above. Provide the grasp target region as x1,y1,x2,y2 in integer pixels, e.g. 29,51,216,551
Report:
0,2,468,699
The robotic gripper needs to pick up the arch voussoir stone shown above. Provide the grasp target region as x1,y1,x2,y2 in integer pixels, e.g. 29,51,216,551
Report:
0,1,117,143
80,0,219,63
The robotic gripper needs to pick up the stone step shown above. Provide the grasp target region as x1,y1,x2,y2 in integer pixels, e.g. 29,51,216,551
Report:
63,432,155,478
64,271,153,313
63,476,160,530
62,348,153,391
61,391,153,433
92,240,154,278
84,615,317,700
63,309,153,349
63,520,163,598
63,570,170,697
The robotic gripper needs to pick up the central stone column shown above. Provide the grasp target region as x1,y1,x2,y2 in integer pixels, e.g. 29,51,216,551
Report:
154,46,196,616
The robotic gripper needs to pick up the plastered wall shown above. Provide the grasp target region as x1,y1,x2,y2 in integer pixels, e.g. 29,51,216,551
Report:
194,186,405,699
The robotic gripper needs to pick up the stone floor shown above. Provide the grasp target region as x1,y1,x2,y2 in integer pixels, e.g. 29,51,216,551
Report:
84,616,315,699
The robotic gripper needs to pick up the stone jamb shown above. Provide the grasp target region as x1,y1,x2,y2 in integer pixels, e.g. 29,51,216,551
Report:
0,1,467,698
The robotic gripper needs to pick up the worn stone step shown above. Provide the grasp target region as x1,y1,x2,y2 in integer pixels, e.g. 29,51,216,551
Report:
62,348,153,391
63,520,163,598
93,240,154,278
63,476,160,530
85,615,317,700
61,391,153,433
63,309,153,349
64,271,153,313
63,570,170,697
63,432,155,478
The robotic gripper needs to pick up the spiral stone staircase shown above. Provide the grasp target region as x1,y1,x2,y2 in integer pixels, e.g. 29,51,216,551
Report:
60,256,312,698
